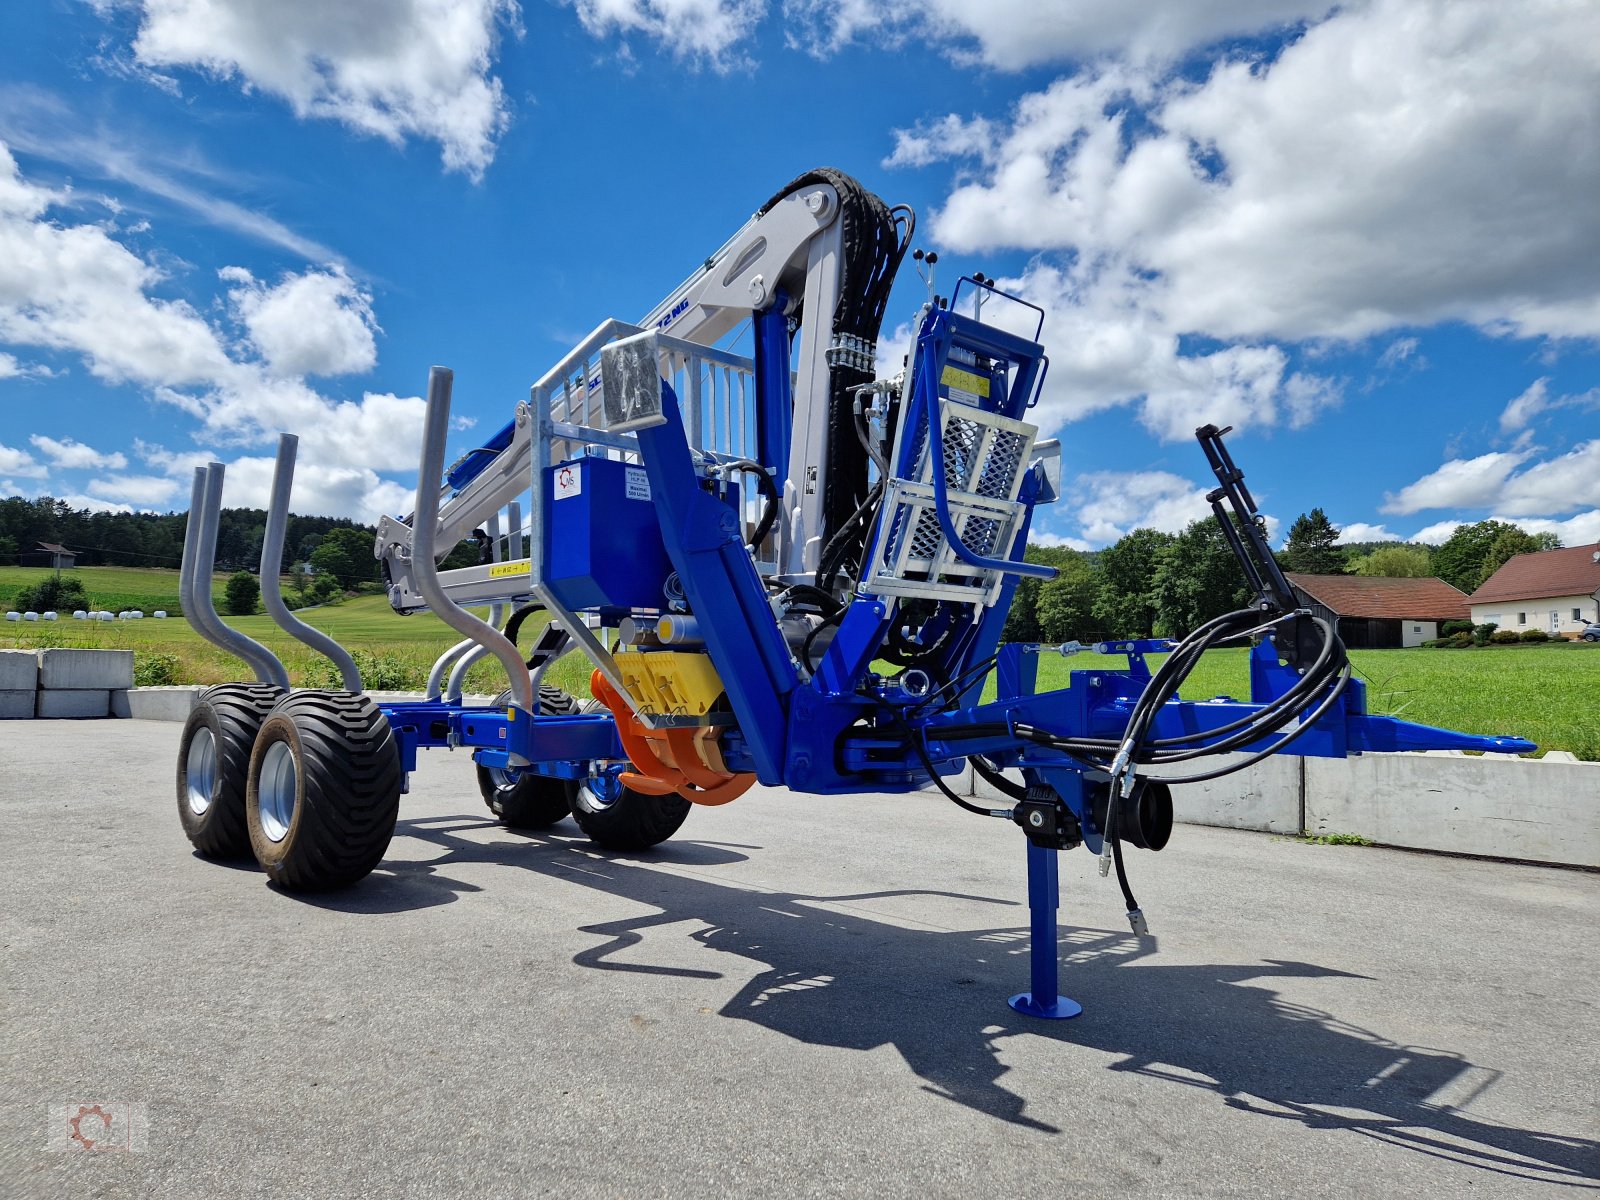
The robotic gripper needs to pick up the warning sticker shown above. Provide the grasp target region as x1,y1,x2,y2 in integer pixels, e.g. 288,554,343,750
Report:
553,463,581,499
625,466,651,501
488,559,530,578
940,364,991,408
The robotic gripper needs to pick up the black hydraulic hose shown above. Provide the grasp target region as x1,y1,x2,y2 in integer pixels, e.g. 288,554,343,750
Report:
723,458,780,550
904,722,1010,818
503,603,545,649
1111,838,1140,914
969,754,1028,800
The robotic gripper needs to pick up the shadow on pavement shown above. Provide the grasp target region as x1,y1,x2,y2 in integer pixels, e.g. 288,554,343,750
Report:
310,813,1600,1187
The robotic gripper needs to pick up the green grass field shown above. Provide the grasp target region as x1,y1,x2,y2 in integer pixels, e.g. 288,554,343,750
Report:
1023,641,1599,761
0,564,221,614
0,566,592,698
4,566,1593,758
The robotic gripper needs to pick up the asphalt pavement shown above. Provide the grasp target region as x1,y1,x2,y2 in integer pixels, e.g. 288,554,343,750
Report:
2,718,1596,1199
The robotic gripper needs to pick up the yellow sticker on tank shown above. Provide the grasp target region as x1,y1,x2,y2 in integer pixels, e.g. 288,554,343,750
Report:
941,365,991,397
488,559,530,578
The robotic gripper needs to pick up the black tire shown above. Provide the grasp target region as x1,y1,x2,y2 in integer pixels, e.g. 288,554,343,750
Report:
475,686,580,829
1585,633,1599,642
176,683,286,858
569,776,692,851
246,690,402,891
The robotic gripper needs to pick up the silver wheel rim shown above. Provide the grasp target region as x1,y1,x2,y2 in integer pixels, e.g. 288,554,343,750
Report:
185,728,217,816
258,740,298,843
576,780,619,814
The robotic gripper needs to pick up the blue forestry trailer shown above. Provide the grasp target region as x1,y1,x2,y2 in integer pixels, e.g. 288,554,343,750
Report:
174,169,1532,1018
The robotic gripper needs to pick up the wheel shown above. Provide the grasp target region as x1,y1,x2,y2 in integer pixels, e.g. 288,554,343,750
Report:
569,772,692,851
475,686,580,829
246,690,402,891
1585,633,1599,642
176,683,286,858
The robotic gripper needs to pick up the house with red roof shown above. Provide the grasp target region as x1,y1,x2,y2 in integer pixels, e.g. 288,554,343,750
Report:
1286,573,1472,649
1467,544,1600,639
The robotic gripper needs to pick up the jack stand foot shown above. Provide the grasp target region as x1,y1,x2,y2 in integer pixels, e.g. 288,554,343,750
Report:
1009,992,1082,1020
1010,839,1085,1020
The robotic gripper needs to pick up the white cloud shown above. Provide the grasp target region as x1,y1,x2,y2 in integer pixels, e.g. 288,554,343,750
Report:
1385,440,1600,519
1382,450,1532,515
1334,522,1398,544
29,435,129,471
789,0,1335,68
0,349,54,379
134,440,414,520
223,266,379,378
1068,469,1213,545
1499,379,1551,433
992,258,1339,441
1408,520,1462,546
1410,510,1600,548
0,442,49,479
1498,378,1600,433
85,473,183,507
1027,529,1093,552
52,492,135,514
905,0,1600,344
0,141,428,517
0,88,345,263
114,0,520,179
567,0,764,67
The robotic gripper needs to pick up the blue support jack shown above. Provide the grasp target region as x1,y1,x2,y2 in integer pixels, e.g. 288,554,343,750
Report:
1008,841,1083,1020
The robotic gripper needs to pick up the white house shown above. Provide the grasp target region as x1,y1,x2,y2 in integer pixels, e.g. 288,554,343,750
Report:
1468,544,1600,637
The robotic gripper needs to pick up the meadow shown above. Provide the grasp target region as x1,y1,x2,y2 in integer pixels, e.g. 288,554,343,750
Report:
3,566,1593,758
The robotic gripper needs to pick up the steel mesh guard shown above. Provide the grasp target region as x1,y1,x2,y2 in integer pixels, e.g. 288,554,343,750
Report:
866,399,1038,605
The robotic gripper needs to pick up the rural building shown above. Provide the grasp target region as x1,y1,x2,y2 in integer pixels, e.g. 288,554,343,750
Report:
18,542,77,570
1468,544,1600,638
1286,573,1471,649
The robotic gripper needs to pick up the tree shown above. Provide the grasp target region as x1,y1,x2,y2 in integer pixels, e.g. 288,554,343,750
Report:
1092,528,1175,638
309,526,378,589
1282,507,1346,574
1035,552,1100,643
224,571,260,616
1150,517,1251,637
1000,544,1080,642
1431,520,1544,593
1352,544,1433,578
14,575,89,613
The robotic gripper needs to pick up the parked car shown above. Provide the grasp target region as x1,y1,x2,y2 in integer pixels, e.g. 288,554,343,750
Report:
1582,622,1600,642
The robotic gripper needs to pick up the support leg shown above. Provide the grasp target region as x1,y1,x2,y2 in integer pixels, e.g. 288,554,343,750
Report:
1008,840,1082,1019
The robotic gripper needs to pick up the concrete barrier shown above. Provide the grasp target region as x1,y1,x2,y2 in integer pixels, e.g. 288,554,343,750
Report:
36,689,111,719
970,749,1596,868
0,691,34,720
38,648,134,690
121,687,201,721
0,649,39,693
1305,751,1600,867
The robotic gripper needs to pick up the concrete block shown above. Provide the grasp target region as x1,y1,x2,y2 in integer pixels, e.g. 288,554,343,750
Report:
123,687,201,721
110,689,131,718
1305,752,1600,868
0,690,35,720
1146,753,1304,834
0,649,39,691
37,649,134,691
36,689,111,719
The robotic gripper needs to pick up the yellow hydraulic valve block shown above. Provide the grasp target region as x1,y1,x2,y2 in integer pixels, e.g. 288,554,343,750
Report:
614,650,726,719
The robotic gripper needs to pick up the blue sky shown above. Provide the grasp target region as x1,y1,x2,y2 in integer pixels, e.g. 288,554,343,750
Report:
1,0,1597,553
